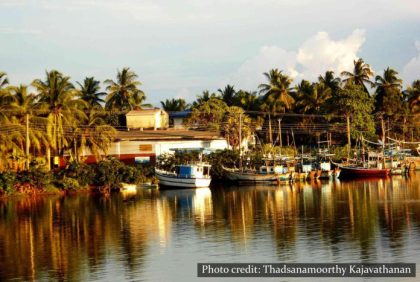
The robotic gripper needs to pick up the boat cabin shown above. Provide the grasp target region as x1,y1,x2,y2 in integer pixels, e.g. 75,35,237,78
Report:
259,165,287,174
175,164,211,178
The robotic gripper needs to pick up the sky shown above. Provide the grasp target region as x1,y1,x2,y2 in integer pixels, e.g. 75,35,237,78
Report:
1,0,419,106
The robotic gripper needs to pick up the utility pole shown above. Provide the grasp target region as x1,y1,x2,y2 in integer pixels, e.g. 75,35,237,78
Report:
239,112,242,170
278,118,282,156
25,113,30,170
268,113,272,145
278,118,282,147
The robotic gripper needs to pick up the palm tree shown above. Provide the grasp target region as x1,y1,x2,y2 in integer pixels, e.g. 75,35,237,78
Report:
74,110,116,162
374,67,403,114
258,69,295,113
404,80,420,115
341,58,375,93
235,90,261,111
295,80,331,114
160,98,189,111
221,106,253,150
32,70,87,156
104,67,146,111
318,71,341,94
193,90,219,107
77,77,106,108
218,84,236,106
0,72,9,89
8,85,49,160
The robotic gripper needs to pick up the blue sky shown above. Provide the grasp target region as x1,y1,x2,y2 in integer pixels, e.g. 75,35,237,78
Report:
1,0,419,106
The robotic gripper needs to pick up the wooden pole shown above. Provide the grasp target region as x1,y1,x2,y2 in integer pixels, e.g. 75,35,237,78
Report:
278,118,282,156
268,113,272,145
25,113,30,170
346,114,351,160
239,112,242,170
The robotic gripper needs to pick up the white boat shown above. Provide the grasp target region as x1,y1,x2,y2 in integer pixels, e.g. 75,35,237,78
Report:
223,165,291,183
155,163,212,188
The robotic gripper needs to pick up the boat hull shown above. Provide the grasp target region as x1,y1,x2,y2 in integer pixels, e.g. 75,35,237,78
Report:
338,166,391,178
156,170,211,188
225,171,279,182
319,170,333,179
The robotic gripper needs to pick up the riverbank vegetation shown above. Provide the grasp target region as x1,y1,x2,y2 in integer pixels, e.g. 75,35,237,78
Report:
0,58,419,193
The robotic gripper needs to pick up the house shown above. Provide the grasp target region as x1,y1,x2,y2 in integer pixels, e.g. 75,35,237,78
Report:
126,109,169,130
79,129,229,165
169,110,191,129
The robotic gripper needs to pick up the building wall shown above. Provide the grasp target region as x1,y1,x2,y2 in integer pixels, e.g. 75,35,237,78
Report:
126,110,169,129
173,117,185,129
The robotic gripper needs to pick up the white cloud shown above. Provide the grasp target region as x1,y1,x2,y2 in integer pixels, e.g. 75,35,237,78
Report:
227,29,366,89
402,41,420,85
296,29,365,81
0,27,41,35
226,46,297,90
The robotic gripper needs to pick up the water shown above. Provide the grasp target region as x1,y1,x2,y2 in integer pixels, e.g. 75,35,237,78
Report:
0,174,419,281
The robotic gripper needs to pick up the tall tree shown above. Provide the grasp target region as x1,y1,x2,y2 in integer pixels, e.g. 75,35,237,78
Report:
295,81,331,114
318,71,341,94
221,106,253,150
32,70,87,156
77,77,106,108
105,67,146,111
341,58,375,93
160,98,189,111
193,90,219,107
184,98,228,131
330,84,375,158
0,72,9,89
218,84,236,106
375,67,403,116
258,69,295,113
8,85,48,159
234,90,261,111
404,80,420,115
74,110,116,162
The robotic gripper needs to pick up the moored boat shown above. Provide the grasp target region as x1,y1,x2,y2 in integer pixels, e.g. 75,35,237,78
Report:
223,165,291,183
156,163,212,188
335,164,391,178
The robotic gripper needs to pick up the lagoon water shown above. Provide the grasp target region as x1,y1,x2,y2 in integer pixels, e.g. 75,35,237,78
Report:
1,174,420,281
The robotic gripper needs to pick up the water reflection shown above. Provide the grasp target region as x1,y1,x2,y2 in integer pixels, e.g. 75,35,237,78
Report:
0,174,419,281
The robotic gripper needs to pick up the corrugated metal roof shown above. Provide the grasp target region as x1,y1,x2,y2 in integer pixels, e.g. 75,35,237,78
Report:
115,129,223,141
126,109,166,116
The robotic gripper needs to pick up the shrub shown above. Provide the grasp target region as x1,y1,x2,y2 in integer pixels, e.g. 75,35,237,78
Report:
118,165,141,184
61,176,81,190
0,172,17,195
17,167,51,189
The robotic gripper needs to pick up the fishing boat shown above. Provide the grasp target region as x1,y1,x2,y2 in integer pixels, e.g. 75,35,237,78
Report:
155,163,212,188
334,163,390,178
223,165,291,183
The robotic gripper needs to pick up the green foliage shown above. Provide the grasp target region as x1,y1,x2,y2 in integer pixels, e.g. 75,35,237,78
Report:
93,157,141,189
62,161,94,187
157,151,202,171
207,149,240,180
60,176,80,190
118,165,141,184
185,98,228,130
330,146,349,161
330,84,376,140
18,167,52,189
0,172,16,195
